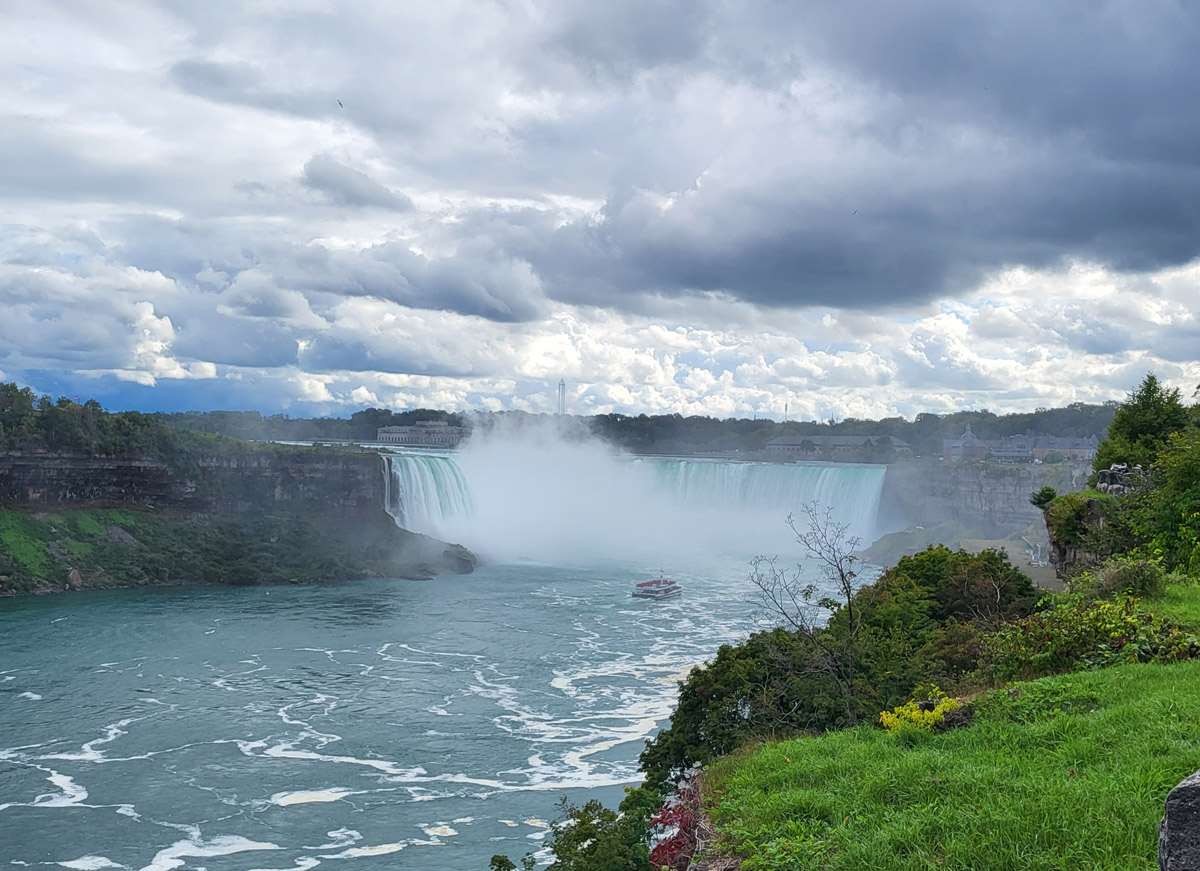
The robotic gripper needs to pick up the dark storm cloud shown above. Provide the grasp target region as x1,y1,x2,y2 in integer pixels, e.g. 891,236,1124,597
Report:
169,59,335,120
300,155,413,210
537,0,714,80
490,0,1200,311
283,241,545,323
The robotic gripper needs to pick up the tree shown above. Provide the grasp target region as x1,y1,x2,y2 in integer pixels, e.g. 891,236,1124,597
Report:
1131,428,1200,573
489,790,655,871
747,502,865,723
1030,485,1057,508
1094,373,1190,472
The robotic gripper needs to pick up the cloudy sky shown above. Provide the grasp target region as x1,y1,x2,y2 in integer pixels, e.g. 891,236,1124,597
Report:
4,1,1199,420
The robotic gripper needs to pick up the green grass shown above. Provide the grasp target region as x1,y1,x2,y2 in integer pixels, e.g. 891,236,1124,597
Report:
70,512,106,537
1146,581,1200,628
0,510,53,576
704,660,1200,870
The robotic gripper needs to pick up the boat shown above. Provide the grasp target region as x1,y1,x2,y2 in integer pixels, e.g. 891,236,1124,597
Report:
632,576,683,600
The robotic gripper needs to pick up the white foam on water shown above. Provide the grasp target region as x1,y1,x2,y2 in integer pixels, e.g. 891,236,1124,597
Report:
40,718,138,763
243,860,321,871
259,743,428,779
498,819,518,827
421,825,457,837
319,843,405,858
18,692,42,700
57,857,123,870
379,643,484,662
138,834,281,871
270,788,356,806
308,830,361,850
33,771,88,807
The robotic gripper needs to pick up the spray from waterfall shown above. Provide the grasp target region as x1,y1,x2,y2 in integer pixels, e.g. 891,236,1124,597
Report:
381,423,887,565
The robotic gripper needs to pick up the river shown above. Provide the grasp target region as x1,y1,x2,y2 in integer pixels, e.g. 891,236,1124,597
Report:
1,448,887,869
2,558,760,870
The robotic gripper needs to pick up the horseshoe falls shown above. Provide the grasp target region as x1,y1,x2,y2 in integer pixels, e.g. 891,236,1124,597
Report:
4,437,890,871
383,442,886,564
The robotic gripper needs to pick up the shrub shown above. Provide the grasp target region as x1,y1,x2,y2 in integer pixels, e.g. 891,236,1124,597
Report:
983,594,1200,680
1067,558,1166,601
879,686,960,734
1045,491,1099,545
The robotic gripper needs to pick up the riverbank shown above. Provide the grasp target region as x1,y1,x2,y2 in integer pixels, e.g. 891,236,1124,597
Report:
0,503,474,597
704,655,1200,870
696,582,1200,869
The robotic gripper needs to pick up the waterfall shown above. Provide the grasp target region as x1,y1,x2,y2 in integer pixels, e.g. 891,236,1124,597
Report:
381,446,887,564
634,459,886,543
382,453,474,536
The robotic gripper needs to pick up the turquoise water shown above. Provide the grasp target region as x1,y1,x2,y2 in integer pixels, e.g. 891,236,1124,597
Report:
0,558,759,870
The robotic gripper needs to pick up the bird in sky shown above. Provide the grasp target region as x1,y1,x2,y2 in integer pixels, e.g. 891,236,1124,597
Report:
337,98,343,108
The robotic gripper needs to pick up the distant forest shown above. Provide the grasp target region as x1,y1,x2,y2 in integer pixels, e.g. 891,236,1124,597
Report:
152,401,1118,459
0,381,201,463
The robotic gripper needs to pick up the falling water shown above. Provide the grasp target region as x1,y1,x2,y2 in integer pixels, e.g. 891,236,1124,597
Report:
382,444,886,563
382,453,474,531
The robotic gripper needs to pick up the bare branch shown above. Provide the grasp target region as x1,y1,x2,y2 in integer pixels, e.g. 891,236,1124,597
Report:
747,501,868,724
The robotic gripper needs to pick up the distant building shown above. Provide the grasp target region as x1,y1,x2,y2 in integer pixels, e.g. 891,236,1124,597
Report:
377,420,466,447
942,426,1099,463
766,434,913,456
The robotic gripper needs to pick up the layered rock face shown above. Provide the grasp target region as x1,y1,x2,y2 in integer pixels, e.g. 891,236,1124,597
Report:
0,455,192,506
878,459,1087,536
0,451,385,513
0,450,474,593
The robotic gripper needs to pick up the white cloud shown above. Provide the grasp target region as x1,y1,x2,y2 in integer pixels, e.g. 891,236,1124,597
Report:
2,2,1199,417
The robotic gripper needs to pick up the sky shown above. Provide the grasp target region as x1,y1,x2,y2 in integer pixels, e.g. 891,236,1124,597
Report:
3,1,1200,420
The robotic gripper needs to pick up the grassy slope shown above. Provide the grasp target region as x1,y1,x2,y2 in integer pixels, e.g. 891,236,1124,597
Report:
703,585,1200,871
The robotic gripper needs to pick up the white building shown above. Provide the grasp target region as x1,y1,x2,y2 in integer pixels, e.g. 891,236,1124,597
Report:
376,420,466,447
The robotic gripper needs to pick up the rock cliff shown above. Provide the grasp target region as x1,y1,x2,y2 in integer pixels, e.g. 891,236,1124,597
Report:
0,450,387,512
0,449,475,595
878,459,1087,536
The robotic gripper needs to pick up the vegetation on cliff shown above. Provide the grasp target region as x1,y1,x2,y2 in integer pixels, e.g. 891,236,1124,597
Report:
1043,374,1200,576
1,384,475,594
156,406,464,443
0,503,471,596
1091,373,1192,473
1,382,206,467
489,372,1199,871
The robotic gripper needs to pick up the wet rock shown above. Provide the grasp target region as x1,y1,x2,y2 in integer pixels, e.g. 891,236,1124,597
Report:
1160,770,1200,870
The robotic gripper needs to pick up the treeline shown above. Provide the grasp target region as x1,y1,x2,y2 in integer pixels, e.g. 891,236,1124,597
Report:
590,402,1116,456
155,407,465,442
0,382,200,463
152,401,1117,457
